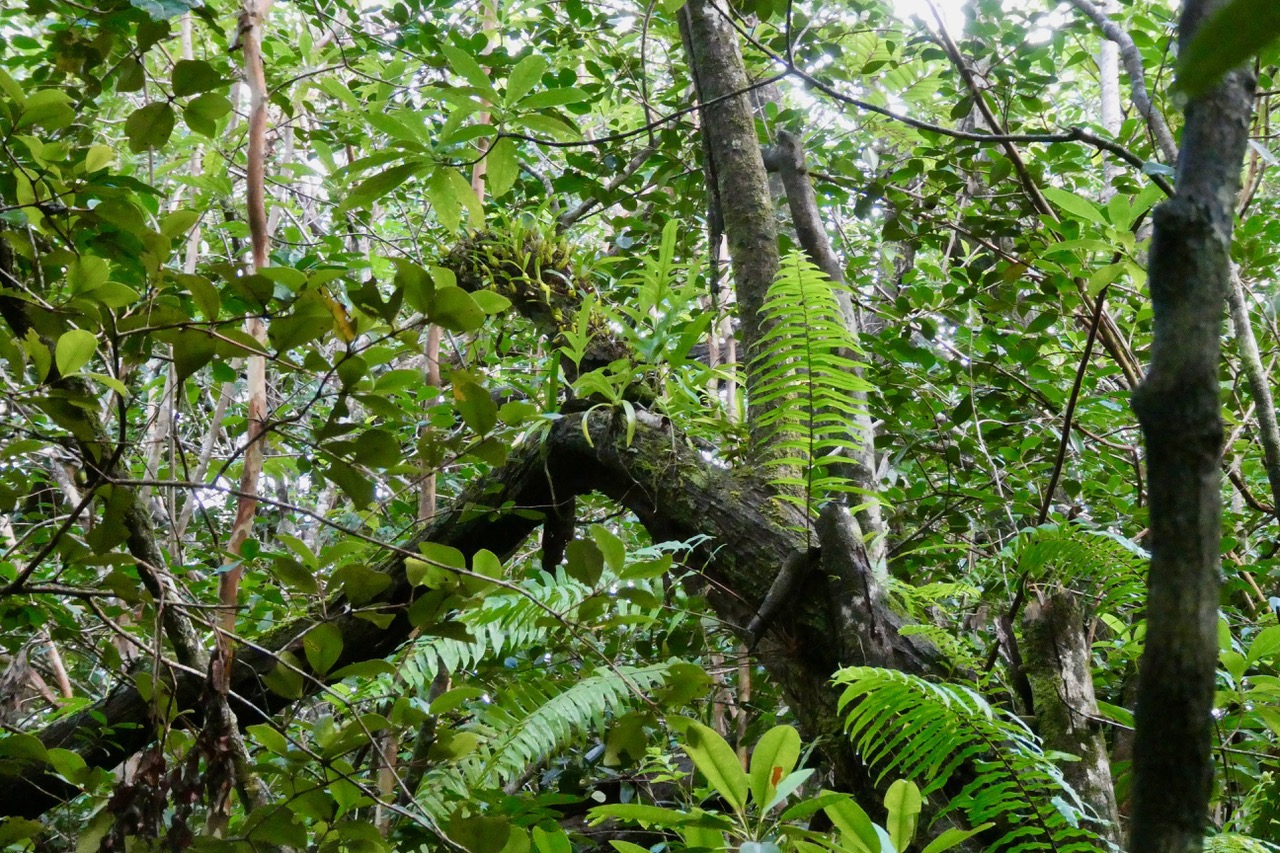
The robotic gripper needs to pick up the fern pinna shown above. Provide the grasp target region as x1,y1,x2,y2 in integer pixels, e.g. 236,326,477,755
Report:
834,667,1113,853
750,252,873,518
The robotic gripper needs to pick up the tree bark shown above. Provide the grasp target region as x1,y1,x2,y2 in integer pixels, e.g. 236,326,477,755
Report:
1021,591,1120,845
678,0,780,442
1128,2,1255,850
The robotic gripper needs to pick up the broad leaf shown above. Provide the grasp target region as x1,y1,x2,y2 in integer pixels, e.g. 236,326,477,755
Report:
681,720,749,813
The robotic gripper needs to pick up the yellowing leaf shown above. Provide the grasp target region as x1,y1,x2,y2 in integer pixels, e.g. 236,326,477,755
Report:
55,329,97,376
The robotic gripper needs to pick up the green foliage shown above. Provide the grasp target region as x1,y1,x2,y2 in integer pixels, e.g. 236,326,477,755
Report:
4,0,1280,848
988,524,1148,614
834,667,1108,853
751,253,873,515
414,662,679,815
592,722,983,853
1177,0,1280,97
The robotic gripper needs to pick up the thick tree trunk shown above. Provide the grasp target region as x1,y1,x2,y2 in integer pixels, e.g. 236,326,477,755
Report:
677,0,779,441
1128,2,1255,851
1022,591,1120,845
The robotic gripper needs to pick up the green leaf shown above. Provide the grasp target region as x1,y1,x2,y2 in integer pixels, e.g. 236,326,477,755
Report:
452,370,498,434
1248,625,1280,663
1040,187,1106,226
55,330,96,376
764,767,815,811
565,538,605,586
263,651,305,699
303,622,344,675
84,145,114,173
323,458,375,508
429,730,480,761
116,57,146,92
46,748,87,781
332,563,392,605
391,257,435,312
590,524,626,573
160,209,200,239
517,88,590,109
184,92,232,137
178,273,220,321
681,720,749,813
68,256,109,295
0,69,24,105
446,167,484,227
425,167,462,230
505,55,548,105
607,842,650,853
430,286,486,333
884,779,921,852
419,541,467,570
919,824,995,853
465,548,503,593
589,803,695,827
442,44,497,96
472,289,512,315
517,112,582,141
125,102,176,153
352,427,401,469
485,137,519,198
244,806,308,847
129,0,202,19
1178,0,1280,98
823,793,880,853
17,89,74,130
532,827,572,853
0,818,44,844
171,330,216,381
749,725,801,807
447,814,511,853
341,161,425,212
0,733,48,763
329,659,396,680
172,59,224,96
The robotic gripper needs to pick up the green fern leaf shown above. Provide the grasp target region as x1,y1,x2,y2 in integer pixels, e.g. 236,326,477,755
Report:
834,667,1111,852
750,252,873,516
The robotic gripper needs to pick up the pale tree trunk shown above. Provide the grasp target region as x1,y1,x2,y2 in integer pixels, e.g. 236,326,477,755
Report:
1096,0,1122,198
1129,2,1255,851
206,0,275,833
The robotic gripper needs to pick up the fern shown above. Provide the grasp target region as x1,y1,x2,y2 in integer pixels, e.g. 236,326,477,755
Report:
887,579,986,670
413,661,676,815
993,524,1148,615
750,252,873,517
394,575,590,691
478,662,671,782
834,667,1111,853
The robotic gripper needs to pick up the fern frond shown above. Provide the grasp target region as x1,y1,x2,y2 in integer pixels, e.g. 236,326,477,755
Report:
995,524,1148,615
750,253,873,516
397,575,588,690
834,667,1111,853
478,662,672,782
413,661,676,816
